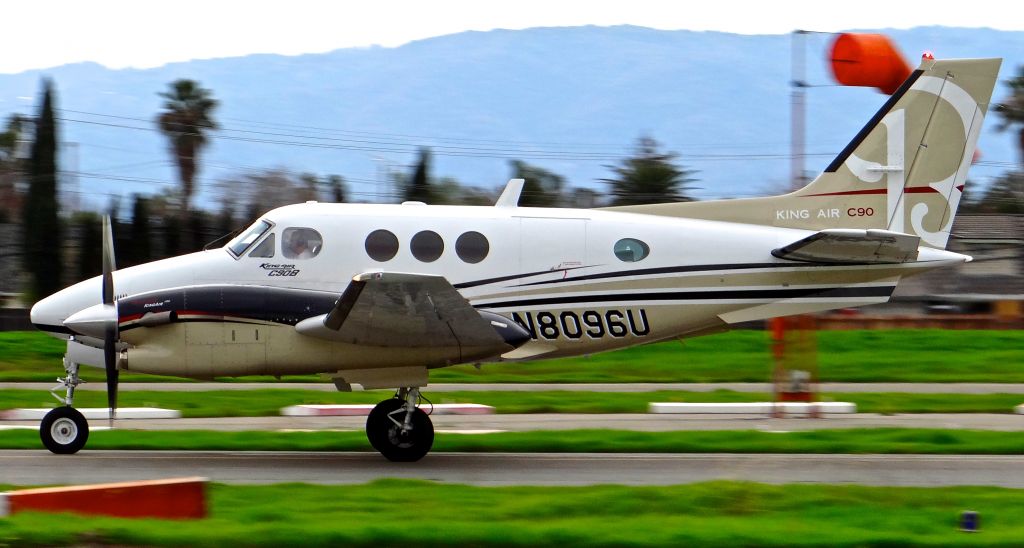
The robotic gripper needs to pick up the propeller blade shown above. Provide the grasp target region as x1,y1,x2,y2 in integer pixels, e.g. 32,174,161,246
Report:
101,215,116,305
104,324,118,425
101,215,119,425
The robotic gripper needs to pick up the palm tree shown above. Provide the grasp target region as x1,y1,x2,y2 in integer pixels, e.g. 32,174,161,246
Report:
157,80,218,213
993,65,1024,168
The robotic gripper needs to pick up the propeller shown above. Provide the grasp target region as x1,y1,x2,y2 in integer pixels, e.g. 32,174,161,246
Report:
101,215,119,426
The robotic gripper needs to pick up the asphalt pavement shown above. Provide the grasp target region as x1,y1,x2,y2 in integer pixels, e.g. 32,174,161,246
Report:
2,450,1022,487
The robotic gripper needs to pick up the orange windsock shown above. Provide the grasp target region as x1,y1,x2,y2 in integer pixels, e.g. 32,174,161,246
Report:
829,33,912,95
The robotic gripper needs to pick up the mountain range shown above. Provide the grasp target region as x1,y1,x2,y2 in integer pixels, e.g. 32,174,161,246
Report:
0,25,1021,210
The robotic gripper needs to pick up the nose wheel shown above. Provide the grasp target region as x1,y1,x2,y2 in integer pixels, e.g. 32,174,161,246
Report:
40,357,90,454
365,388,434,462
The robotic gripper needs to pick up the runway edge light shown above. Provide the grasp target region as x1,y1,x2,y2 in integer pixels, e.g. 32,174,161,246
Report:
960,510,980,532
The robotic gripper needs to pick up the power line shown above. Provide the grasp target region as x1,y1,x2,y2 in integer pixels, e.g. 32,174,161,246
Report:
58,114,855,164
58,109,625,158
58,107,853,158
67,107,804,152
56,116,624,160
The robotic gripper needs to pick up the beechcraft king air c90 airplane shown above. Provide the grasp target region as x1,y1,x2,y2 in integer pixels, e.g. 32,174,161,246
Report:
30,56,1001,460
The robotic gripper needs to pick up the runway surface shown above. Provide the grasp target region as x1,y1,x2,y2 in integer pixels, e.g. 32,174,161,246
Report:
2,450,1023,487
3,413,1024,432
5,382,1024,393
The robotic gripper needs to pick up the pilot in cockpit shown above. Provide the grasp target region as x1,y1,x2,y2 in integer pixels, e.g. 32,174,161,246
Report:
284,228,322,259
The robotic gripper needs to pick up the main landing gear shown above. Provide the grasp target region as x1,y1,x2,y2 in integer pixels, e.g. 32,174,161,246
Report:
365,387,434,462
40,358,90,454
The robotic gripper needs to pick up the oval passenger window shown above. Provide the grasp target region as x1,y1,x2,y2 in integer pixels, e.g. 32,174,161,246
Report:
365,229,399,262
411,230,444,262
613,238,650,262
455,231,489,264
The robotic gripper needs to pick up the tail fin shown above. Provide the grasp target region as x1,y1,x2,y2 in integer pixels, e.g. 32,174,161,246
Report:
605,57,1002,249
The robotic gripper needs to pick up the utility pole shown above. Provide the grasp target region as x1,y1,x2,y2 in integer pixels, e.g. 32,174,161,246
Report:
791,29,808,191
61,141,79,213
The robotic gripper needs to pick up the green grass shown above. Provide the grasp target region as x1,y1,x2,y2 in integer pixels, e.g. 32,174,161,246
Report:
4,328,1024,383
3,388,1023,416
432,329,1024,383
2,480,1024,547
1,428,1024,454
0,331,178,382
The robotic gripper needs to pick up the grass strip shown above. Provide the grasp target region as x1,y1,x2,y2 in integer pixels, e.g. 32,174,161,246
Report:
3,329,1023,383
3,480,1024,546
3,389,1023,416
1,428,1023,454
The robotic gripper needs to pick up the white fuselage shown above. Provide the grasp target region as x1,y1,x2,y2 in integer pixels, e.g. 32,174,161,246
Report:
30,202,966,378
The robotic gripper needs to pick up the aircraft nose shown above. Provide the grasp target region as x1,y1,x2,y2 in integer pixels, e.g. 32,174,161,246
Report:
29,277,103,337
30,293,67,334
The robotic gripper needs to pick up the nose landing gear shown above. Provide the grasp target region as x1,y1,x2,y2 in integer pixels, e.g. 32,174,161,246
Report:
365,387,434,462
40,358,90,454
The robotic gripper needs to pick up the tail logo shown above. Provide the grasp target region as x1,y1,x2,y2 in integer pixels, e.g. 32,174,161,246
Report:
845,75,983,247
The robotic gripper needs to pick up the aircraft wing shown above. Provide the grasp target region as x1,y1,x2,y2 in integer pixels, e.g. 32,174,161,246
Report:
295,272,523,349
772,229,920,264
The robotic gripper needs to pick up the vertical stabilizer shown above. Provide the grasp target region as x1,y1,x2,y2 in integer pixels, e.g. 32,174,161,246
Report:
604,57,1002,249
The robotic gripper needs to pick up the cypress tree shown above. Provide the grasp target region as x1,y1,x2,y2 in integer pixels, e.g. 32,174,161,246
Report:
22,79,61,301
403,148,434,203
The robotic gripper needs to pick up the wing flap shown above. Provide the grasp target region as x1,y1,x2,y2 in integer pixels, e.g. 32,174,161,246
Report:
772,229,920,264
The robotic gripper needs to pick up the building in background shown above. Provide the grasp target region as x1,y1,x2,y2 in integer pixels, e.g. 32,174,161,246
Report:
827,214,1024,328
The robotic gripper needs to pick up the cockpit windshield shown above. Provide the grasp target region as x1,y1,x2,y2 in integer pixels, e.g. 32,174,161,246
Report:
227,220,272,257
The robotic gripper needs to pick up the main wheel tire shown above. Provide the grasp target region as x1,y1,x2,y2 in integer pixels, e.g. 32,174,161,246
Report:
365,398,434,462
40,406,89,455
366,398,403,453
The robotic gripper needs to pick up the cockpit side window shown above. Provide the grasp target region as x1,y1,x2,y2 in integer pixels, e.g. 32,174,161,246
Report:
249,233,275,258
282,227,323,259
227,220,272,257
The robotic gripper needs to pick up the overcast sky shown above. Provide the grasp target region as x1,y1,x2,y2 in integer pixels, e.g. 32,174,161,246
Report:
1,0,1018,74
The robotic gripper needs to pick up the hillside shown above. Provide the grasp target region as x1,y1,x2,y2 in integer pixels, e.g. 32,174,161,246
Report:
0,25,1020,209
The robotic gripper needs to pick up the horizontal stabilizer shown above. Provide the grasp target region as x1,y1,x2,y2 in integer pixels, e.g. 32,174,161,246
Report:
772,229,920,264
